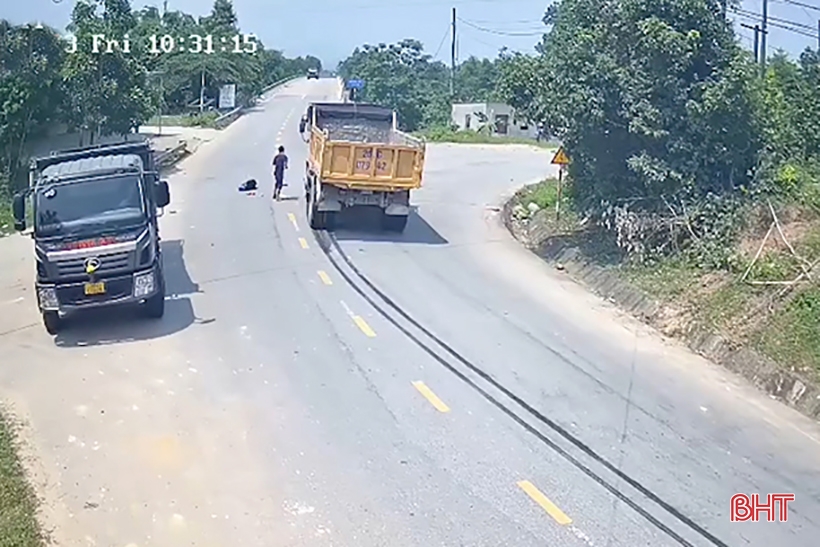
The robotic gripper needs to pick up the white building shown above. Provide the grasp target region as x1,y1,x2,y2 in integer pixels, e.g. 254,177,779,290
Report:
450,102,538,139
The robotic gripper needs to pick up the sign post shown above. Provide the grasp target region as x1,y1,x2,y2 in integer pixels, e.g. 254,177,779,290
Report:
550,147,570,221
346,79,364,102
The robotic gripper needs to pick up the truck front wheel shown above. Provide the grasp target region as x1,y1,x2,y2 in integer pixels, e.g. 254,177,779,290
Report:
143,282,166,319
42,311,62,335
382,214,408,233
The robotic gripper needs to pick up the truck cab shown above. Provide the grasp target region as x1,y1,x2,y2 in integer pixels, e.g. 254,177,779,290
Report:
10,142,170,334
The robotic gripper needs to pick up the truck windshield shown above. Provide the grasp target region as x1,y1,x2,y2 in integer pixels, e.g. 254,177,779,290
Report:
34,175,146,236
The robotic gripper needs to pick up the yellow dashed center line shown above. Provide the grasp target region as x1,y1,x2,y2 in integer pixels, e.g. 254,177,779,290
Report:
352,315,376,337
517,480,572,525
317,270,333,285
287,212,299,231
298,237,309,249
411,381,451,413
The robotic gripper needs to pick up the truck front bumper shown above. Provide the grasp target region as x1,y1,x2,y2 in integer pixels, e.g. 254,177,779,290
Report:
37,264,161,313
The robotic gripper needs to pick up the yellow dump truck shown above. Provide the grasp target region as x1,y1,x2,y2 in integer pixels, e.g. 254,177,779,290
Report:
300,102,425,232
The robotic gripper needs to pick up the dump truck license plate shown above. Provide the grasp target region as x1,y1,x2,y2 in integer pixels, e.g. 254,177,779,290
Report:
84,282,106,295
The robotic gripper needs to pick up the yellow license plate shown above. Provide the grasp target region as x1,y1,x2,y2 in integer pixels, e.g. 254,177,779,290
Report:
84,282,106,295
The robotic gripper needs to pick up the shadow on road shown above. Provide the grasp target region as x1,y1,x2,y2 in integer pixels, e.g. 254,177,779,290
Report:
332,206,448,245
54,240,203,347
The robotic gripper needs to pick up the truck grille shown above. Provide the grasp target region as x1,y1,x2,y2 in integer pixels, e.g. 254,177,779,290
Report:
57,275,133,306
56,250,133,279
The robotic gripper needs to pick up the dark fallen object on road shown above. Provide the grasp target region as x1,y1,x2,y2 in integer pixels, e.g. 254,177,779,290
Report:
239,179,257,192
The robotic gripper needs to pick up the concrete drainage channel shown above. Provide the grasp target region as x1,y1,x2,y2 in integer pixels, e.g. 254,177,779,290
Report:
155,142,189,170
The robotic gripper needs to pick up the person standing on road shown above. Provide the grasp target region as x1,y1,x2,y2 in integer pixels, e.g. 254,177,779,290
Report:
272,145,288,201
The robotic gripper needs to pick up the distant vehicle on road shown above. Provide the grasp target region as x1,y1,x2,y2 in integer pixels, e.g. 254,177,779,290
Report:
10,142,171,334
300,102,425,232
306,68,319,80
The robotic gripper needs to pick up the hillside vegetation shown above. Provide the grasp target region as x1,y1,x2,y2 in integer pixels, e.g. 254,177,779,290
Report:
500,0,820,385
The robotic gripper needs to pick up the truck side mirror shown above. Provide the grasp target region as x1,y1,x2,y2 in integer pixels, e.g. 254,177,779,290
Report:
155,180,170,208
11,193,26,231
299,117,307,134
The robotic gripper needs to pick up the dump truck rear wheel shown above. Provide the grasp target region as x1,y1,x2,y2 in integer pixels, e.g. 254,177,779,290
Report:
308,201,324,230
382,214,408,233
323,211,337,231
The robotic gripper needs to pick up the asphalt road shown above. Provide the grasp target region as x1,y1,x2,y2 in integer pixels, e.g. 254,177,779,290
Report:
1,77,820,547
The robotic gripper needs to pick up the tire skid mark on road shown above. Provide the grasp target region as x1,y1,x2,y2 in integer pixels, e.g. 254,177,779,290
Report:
307,229,727,547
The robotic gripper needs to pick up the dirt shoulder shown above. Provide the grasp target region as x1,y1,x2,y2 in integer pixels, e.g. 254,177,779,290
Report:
504,179,820,423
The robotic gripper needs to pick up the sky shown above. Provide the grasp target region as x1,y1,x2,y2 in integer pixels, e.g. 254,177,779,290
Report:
3,0,818,68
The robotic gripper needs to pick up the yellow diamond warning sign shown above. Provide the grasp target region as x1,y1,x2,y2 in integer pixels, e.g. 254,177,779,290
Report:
551,147,570,165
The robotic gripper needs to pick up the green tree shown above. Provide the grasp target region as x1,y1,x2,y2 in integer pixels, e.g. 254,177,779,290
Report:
455,56,500,103
63,0,151,141
1,0,323,207
499,0,762,262
200,0,238,34
0,21,66,190
338,39,506,132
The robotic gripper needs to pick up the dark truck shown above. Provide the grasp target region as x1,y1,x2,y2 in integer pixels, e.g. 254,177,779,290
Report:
10,141,171,334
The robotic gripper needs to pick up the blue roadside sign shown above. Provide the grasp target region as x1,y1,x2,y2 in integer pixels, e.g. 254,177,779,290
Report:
346,79,364,90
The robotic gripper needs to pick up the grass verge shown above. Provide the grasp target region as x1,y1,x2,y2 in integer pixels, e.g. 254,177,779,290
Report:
0,196,13,238
416,127,557,148
0,411,44,547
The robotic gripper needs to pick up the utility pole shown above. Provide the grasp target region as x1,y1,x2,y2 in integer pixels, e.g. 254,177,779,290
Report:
817,19,819,51
760,0,769,74
148,70,165,134
199,70,205,113
754,25,761,64
158,74,164,135
450,7,456,98
740,23,761,63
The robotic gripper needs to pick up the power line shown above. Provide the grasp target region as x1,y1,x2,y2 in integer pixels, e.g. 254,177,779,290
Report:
733,7,816,32
457,17,545,37
280,0,544,14
459,27,513,52
735,15,818,40
774,0,820,13
431,25,451,59
731,7,819,39
465,17,544,25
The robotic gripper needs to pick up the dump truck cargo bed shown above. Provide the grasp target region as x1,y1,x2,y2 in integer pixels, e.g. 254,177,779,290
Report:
302,102,427,232
307,102,425,191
